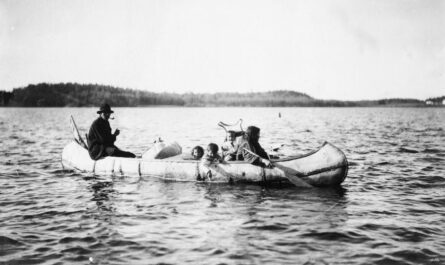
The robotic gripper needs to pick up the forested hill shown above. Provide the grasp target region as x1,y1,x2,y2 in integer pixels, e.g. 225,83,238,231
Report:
0,83,315,107
1,83,185,107
0,82,432,107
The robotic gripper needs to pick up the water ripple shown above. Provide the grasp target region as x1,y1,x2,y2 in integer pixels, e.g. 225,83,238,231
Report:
1,107,444,265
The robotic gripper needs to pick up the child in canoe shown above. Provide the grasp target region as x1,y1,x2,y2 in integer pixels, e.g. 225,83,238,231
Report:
191,145,204,160
202,143,222,165
199,143,222,181
221,130,245,161
172,145,203,160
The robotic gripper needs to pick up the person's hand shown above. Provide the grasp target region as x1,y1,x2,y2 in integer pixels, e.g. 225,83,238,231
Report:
262,158,272,168
114,129,120,136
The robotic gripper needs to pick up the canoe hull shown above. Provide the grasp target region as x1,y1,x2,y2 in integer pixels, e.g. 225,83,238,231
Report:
62,141,348,187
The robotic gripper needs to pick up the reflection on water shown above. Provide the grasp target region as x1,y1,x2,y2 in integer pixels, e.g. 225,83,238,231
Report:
89,178,116,217
0,107,444,264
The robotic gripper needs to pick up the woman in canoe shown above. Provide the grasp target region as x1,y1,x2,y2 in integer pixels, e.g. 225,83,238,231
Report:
237,126,272,168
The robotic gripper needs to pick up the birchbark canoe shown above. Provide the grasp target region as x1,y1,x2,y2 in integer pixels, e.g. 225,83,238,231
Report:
61,141,348,187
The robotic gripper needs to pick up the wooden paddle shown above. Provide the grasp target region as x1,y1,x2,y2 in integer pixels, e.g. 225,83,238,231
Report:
70,115,88,149
243,148,312,188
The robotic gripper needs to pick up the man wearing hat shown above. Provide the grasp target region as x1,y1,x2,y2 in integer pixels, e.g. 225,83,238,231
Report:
87,103,136,160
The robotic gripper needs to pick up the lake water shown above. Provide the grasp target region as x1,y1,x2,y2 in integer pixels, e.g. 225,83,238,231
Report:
1,107,444,265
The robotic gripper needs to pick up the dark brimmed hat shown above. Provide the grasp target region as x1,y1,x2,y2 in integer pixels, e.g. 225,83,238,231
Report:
97,103,114,114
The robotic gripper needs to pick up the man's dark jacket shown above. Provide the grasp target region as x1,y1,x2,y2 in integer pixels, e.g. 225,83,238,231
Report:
87,117,116,160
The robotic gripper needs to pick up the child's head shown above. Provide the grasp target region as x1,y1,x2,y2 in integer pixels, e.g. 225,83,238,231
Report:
207,143,219,156
191,146,204,159
227,131,236,142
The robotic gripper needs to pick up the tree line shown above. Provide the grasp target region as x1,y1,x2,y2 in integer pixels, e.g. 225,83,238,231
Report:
0,82,433,107
1,83,185,107
426,96,445,104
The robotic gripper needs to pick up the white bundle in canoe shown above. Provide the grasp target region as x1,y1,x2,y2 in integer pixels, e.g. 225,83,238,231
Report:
142,141,182,160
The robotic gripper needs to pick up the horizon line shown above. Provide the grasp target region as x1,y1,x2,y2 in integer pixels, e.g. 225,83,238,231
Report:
1,82,443,102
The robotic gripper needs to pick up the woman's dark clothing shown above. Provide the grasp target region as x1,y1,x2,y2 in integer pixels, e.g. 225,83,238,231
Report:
87,118,135,160
237,139,269,167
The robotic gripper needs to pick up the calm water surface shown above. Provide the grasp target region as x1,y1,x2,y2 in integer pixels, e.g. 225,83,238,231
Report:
1,107,444,265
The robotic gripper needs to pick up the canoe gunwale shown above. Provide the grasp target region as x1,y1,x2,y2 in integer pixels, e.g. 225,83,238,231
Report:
67,141,329,165
272,141,329,162
304,163,347,178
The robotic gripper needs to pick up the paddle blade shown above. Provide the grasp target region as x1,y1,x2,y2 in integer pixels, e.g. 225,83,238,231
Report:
274,163,312,188
285,173,312,188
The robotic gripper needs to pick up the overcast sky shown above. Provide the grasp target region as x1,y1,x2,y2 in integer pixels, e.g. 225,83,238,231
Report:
1,0,444,100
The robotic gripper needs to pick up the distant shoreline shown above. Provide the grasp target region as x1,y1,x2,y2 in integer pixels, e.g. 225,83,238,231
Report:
1,83,443,108
1,104,442,108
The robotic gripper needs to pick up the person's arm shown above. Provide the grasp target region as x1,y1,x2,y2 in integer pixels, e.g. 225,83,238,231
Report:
221,142,229,152
95,120,116,145
229,142,238,155
107,122,117,144
256,144,269,160
256,144,274,166
201,155,213,166
242,145,272,167
240,142,262,165
216,154,223,163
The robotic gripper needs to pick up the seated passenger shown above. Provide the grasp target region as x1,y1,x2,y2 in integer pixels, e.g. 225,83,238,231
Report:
221,130,238,161
163,145,202,160
237,126,272,168
191,146,204,160
202,143,222,165
87,103,136,160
